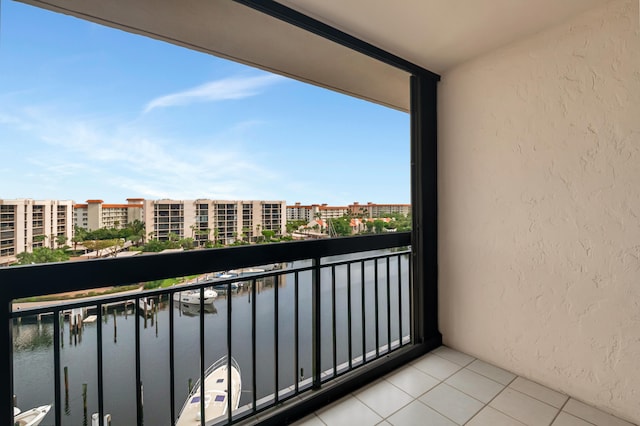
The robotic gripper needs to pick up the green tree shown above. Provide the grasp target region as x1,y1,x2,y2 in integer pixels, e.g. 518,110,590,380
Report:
261,230,275,242
16,247,70,265
373,219,386,234
166,232,181,249
55,234,68,248
83,239,120,258
72,226,88,250
329,217,352,236
365,221,374,233
142,239,168,252
179,237,195,250
33,234,47,244
286,220,306,234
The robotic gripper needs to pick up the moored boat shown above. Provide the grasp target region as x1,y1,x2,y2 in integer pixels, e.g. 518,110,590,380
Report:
138,297,155,317
175,356,241,426
14,404,51,426
211,281,243,294
173,288,218,305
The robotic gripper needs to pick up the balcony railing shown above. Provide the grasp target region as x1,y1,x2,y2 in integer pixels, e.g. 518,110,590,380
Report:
1,232,440,425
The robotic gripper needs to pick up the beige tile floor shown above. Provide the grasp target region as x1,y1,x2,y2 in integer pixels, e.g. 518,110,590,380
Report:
292,346,637,426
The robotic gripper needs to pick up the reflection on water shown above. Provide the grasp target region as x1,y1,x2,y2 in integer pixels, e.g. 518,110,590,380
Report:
13,318,54,351
12,254,410,426
177,302,218,317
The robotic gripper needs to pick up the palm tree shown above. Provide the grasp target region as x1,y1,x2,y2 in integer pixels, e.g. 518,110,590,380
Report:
242,227,252,243
55,234,68,248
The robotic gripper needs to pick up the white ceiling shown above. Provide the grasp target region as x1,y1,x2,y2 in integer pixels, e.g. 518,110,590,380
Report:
18,0,609,111
277,0,609,73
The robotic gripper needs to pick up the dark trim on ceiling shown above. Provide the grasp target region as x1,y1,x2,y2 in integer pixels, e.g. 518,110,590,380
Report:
233,0,441,81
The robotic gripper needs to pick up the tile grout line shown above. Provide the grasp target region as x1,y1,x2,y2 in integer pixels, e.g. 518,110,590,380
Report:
313,412,329,426
562,397,640,426
507,376,573,409
351,379,415,422
431,350,477,368
412,393,475,426
440,365,511,406
383,362,444,396
462,374,523,425
547,398,589,426
379,353,468,425
505,384,569,416
464,361,517,386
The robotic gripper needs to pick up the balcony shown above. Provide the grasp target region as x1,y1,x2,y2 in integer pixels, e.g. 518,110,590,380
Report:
3,0,638,424
2,232,439,425
4,234,636,426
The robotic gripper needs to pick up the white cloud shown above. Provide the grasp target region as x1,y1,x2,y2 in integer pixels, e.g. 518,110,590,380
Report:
143,74,285,113
1,104,283,201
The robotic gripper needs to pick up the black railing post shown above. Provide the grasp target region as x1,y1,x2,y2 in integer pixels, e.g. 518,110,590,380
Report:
135,297,143,425
227,283,233,424
169,293,176,424
251,278,257,412
312,257,321,389
347,263,352,370
2,301,12,426
386,257,391,353
274,275,279,402
97,303,104,426
331,266,337,377
361,260,366,364
374,259,380,357
200,289,206,425
54,310,62,426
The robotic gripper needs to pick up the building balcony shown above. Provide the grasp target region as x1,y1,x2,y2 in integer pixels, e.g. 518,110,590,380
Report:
2,0,637,424
3,233,636,426
3,233,430,426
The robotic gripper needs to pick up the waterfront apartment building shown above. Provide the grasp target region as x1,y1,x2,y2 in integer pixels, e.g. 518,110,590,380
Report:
349,202,411,218
0,199,73,266
144,199,285,245
287,201,411,222
73,198,144,230
286,203,351,222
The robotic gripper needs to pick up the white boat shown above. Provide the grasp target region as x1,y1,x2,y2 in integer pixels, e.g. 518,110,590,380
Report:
174,288,218,305
214,272,238,280
14,404,51,426
227,267,265,275
211,281,243,293
138,297,155,317
175,356,241,426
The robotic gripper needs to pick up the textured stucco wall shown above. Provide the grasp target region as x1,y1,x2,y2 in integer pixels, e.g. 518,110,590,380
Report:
438,0,640,422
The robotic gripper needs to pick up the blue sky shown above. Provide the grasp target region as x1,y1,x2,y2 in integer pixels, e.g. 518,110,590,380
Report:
0,1,410,206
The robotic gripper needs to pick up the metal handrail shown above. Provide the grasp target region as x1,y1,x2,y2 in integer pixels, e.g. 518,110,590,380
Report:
3,232,413,426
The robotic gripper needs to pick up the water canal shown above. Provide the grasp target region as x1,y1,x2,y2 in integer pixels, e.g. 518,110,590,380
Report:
12,253,411,425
